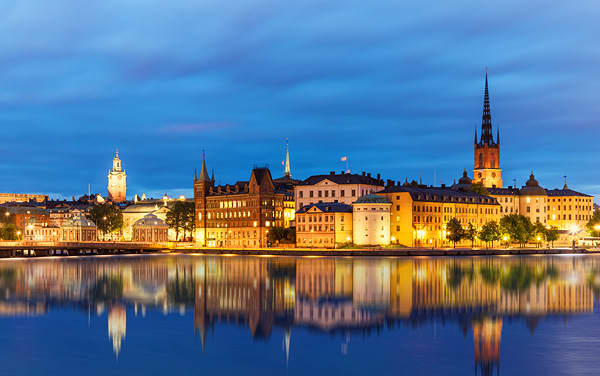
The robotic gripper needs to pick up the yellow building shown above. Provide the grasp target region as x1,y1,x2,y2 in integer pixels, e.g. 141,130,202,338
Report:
546,182,594,232
377,184,500,247
295,203,353,248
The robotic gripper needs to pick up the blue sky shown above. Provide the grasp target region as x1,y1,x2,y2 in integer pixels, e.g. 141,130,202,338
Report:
1,0,598,201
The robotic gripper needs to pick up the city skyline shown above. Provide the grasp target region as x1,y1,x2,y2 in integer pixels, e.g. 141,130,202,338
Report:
1,1,598,201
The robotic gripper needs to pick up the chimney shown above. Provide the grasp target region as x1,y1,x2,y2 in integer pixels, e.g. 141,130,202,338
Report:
386,179,392,187
362,171,366,176
367,172,371,178
441,184,446,188
377,173,381,180
330,171,335,175
341,170,345,174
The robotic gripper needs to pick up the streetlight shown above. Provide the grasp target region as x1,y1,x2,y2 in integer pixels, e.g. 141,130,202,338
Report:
569,224,579,249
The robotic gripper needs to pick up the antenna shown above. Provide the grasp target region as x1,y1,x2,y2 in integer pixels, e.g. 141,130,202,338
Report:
88,183,91,197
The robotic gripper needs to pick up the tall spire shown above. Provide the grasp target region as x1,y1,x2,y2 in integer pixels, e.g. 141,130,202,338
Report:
198,151,209,182
474,127,478,144
284,138,291,177
480,67,494,145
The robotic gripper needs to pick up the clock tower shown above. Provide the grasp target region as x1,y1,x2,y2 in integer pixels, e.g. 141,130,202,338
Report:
108,149,127,202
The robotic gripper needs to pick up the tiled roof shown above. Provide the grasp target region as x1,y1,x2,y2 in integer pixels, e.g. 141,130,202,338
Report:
487,187,520,196
353,194,391,204
379,186,499,205
300,173,384,187
296,202,353,214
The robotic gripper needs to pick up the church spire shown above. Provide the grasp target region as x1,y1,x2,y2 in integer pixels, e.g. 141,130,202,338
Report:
284,138,291,177
198,151,210,182
480,68,494,145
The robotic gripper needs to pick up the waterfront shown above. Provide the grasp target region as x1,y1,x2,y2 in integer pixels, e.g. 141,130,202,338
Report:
1,254,600,375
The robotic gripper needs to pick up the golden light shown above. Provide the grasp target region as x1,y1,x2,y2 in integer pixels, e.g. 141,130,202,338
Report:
391,236,396,242
536,236,541,241
569,224,579,234
502,235,508,241
346,236,351,241
594,224,600,231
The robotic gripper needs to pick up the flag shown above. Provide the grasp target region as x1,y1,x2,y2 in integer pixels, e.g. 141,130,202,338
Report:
281,160,285,166
340,156,347,162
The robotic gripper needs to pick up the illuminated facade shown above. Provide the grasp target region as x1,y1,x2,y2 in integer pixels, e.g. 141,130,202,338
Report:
193,153,294,247
0,193,47,204
132,213,169,242
107,149,127,202
352,194,392,246
377,184,500,247
295,203,353,248
294,171,384,211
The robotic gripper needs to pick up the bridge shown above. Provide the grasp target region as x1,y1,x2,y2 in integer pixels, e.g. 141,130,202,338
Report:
0,241,171,257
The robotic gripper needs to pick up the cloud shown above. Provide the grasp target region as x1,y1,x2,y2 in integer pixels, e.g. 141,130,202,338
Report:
157,122,236,135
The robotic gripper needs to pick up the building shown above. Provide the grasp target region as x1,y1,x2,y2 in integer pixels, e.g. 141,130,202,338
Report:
487,173,594,231
352,194,392,246
546,182,594,232
1,206,50,233
61,214,98,242
23,217,61,242
132,213,169,242
108,149,127,202
193,153,295,248
122,201,170,241
377,182,500,247
473,72,502,188
0,193,47,205
295,203,353,248
294,171,385,211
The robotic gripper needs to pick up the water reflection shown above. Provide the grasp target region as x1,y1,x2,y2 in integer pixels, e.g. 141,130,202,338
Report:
0,254,599,375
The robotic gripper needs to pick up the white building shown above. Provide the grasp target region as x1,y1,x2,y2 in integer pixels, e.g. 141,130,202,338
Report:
294,171,385,211
352,194,391,246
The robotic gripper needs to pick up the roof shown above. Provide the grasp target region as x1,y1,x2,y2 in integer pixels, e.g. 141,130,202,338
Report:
546,188,592,197
296,202,353,214
300,172,384,187
487,187,520,196
379,186,498,205
353,194,391,205
520,172,546,196
0,206,47,215
66,215,97,228
123,203,163,213
133,213,168,227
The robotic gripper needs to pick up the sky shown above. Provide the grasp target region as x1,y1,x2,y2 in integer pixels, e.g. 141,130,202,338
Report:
0,0,598,201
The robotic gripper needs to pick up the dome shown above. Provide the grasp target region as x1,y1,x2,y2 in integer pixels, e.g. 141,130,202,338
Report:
67,215,96,228
520,172,546,196
353,194,391,204
133,213,168,227
458,169,472,185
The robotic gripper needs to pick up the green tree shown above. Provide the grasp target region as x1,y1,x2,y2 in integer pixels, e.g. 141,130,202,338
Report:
464,223,477,247
0,223,20,240
166,201,195,241
533,221,546,247
267,227,296,245
86,203,123,239
500,214,534,247
446,217,464,248
544,225,560,247
469,182,490,196
479,221,501,248
587,210,600,237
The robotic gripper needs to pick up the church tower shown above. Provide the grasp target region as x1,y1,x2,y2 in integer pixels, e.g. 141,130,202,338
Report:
194,151,212,246
108,149,127,202
473,70,503,188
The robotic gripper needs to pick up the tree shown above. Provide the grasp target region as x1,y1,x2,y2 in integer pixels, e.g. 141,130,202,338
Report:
267,227,296,245
165,201,195,241
465,222,477,247
587,210,600,237
0,223,20,240
86,203,123,239
500,214,534,247
479,221,501,248
446,218,464,248
544,225,560,248
469,182,490,196
533,221,546,247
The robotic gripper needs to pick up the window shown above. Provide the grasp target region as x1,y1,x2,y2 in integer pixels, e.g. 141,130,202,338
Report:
341,190,345,197
299,191,303,198
352,190,356,197
309,191,314,198
318,191,322,198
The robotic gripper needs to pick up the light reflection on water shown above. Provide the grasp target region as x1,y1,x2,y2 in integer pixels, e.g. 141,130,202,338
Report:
1,254,600,375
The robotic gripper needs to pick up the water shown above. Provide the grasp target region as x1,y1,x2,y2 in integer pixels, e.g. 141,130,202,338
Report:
0,254,599,376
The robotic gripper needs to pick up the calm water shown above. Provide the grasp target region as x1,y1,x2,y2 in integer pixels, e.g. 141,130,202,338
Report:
1,254,600,375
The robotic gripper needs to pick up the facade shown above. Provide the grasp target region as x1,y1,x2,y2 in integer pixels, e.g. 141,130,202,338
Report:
24,217,61,242
295,203,353,248
473,72,502,188
1,206,49,233
132,213,169,242
108,149,127,202
194,153,295,248
377,183,500,247
294,171,385,211
352,194,392,246
0,193,47,205
61,215,98,242
487,173,594,232
122,202,170,241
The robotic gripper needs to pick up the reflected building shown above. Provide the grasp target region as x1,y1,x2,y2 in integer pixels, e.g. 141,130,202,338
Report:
108,305,127,357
